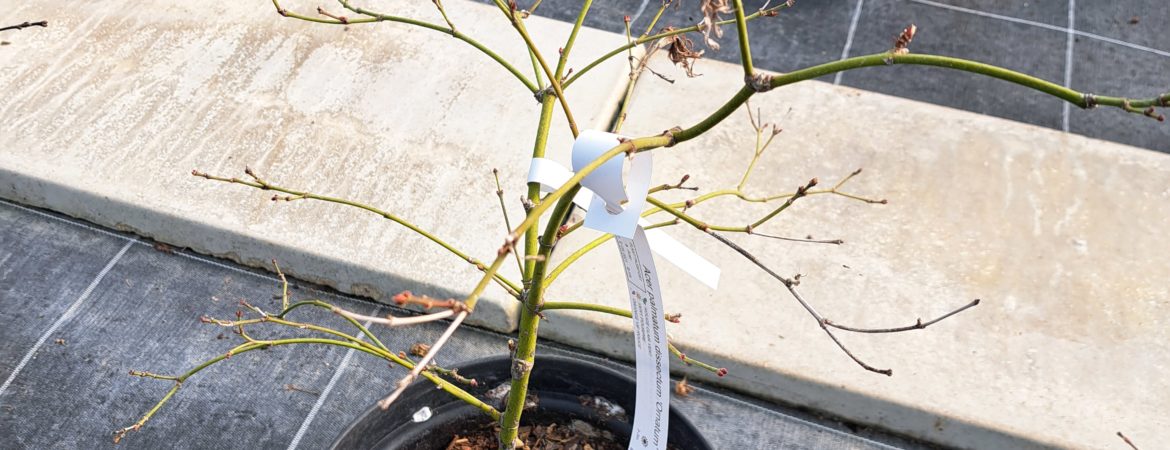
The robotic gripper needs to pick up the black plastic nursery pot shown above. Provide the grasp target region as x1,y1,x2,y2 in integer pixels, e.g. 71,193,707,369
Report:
331,354,712,450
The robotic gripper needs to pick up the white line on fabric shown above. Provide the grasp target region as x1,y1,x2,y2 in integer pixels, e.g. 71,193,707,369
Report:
835,0,866,85
629,0,652,28
0,241,134,400
1062,0,1076,132
286,318,376,450
907,0,1170,58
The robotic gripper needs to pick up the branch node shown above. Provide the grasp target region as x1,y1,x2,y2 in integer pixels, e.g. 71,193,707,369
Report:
511,358,533,380
746,72,774,92
1082,93,1098,109
661,126,683,147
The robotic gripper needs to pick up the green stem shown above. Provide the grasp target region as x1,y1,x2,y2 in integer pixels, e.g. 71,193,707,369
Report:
323,0,537,93
543,219,675,287
498,185,580,447
118,337,498,443
192,171,522,298
731,0,754,77
556,0,594,79
539,302,723,374
508,13,580,137
276,299,391,353
769,52,1170,114
642,1,670,37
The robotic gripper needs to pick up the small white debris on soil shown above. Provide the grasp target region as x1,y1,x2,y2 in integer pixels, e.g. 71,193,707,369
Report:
578,395,627,420
411,406,432,423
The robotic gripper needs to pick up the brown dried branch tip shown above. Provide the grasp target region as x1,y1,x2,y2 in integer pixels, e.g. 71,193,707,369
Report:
316,7,348,24
659,28,704,78
892,24,917,55
1117,431,1141,450
392,291,469,312
699,0,732,50
409,342,432,357
0,21,48,33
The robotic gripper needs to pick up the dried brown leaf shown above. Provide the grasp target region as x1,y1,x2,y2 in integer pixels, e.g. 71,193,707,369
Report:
699,0,733,50
659,27,704,77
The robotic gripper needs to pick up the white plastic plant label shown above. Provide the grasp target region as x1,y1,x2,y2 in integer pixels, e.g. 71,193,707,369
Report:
568,130,669,449
570,129,651,239
527,148,720,289
615,227,671,449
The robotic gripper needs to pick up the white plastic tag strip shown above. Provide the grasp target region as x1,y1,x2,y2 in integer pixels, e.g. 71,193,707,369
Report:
570,130,669,450
616,227,670,449
526,157,720,288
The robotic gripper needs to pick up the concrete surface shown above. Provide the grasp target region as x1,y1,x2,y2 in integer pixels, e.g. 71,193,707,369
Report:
0,199,933,450
0,0,637,332
522,0,1170,153
3,1,1168,449
538,52,1169,449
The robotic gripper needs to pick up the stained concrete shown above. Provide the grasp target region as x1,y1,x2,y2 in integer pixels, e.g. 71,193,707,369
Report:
539,53,1170,449
0,0,637,332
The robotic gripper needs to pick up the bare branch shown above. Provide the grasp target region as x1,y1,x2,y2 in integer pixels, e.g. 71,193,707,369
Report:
705,231,976,376
332,307,455,327
824,299,981,334
751,232,843,245
378,310,469,409
0,21,48,32
1118,431,1142,450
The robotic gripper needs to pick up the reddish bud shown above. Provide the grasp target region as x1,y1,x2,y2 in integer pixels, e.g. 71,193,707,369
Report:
624,15,631,23
716,368,728,377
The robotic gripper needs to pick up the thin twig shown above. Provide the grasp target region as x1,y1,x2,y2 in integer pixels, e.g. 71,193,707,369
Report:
751,232,843,245
1118,431,1142,450
332,307,455,327
824,299,981,334
493,169,524,275
192,168,521,297
378,310,469,409
0,21,48,32
707,231,921,376
272,259,289,311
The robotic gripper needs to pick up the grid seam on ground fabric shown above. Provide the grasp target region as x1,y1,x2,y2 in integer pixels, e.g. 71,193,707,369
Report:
835,0,867,86
1062,0,1076,132
0,241,134,399
906,0,1170,58
286,317,376,450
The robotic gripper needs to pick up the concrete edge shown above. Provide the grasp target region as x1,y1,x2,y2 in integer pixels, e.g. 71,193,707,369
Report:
0,167,517,331
539,310,1056,450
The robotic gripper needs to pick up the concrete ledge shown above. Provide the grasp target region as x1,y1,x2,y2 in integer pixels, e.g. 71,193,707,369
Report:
540,53,1169,448
0,0,635,331
4,1,1167,448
